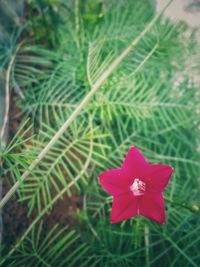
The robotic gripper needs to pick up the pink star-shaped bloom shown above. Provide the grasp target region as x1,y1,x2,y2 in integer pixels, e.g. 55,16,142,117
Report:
99,146,174,224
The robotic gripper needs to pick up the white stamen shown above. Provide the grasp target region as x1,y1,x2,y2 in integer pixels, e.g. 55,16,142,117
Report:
130,178,146,196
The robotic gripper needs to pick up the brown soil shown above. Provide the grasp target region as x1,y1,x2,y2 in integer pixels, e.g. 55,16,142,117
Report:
2,94,81,249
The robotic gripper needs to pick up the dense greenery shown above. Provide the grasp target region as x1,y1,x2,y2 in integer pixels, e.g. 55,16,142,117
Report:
0,0,200,266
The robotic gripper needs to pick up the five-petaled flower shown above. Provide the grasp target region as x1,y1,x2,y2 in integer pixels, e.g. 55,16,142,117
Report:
99,146,174,224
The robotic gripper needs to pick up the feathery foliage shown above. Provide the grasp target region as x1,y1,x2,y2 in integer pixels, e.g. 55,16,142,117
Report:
0,222,92,267
1,0,200,266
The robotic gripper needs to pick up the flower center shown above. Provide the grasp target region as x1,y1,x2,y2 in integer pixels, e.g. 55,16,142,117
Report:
130,178,146,196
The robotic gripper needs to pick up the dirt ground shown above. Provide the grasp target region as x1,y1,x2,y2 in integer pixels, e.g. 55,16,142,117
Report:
2,95,81,249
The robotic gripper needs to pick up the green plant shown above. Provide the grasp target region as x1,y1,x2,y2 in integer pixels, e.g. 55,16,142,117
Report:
0,0,200,266
0,222,93,266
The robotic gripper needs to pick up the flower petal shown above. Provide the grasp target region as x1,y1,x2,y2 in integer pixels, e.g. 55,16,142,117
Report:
111,194,138,224
99,169,131,196
145,164,174,193
139,192,165,224
121,146,148,178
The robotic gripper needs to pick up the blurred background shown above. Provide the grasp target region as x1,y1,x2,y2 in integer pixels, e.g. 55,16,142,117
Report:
0,1,200,266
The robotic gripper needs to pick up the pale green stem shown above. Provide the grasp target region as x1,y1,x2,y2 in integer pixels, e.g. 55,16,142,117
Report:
0,0,173,209
0,41,24,142
75,0,81,53
34,252,51,267
144,224,150,267
1,130,93,262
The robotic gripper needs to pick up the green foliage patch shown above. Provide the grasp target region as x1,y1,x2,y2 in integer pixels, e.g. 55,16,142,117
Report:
0,0,200,266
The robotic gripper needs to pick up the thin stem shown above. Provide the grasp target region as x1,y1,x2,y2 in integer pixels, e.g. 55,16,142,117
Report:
83,194,101,242
0,41,24,143
0,0,173,209
1,130,93,262
34,252,51,267
144,224,150,267
2,136,93,262
75,0,80,35
75,0,81,52
86,43,94,87
122,43,158,82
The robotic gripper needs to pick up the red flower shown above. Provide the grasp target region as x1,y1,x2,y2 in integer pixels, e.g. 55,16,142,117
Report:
99,147,174,224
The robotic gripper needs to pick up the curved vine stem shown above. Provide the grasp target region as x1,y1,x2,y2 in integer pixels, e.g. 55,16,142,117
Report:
0,41,24,143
